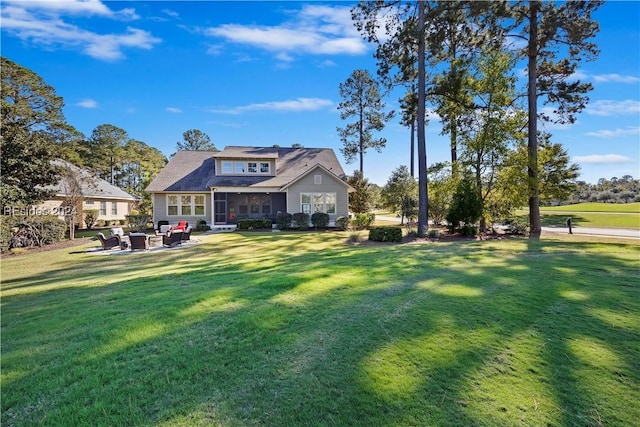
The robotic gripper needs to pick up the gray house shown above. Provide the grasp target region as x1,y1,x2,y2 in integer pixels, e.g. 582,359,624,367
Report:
146,146,354,227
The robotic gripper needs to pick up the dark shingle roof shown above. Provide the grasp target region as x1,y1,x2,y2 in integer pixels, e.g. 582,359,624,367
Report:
48,160,137,200
145,151,217,192
146,147,348,192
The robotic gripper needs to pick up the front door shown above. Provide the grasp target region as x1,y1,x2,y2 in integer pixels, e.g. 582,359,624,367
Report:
214,196,227,224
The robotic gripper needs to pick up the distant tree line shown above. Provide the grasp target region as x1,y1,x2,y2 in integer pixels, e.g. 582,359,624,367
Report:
1,56,217,217
571,176,640,204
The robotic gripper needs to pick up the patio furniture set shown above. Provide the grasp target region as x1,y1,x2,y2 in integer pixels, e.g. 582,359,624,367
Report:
96,221,193,252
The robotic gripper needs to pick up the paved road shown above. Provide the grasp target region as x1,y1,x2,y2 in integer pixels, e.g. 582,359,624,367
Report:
542,226,640,239
375,215,640,239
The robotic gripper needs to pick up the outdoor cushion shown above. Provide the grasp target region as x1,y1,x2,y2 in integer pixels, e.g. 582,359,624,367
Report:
173,221,188,232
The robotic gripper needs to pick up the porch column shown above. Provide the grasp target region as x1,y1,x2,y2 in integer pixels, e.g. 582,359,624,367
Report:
210,187,215,226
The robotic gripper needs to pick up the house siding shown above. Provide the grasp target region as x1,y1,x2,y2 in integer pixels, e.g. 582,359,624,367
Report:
285,170,349,220
152,192,211,228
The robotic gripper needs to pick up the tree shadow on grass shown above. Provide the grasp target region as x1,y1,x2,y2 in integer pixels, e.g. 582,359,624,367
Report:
540,214,587,227
1,235,639,426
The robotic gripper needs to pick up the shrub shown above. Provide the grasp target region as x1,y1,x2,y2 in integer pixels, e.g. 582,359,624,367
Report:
293,212,310,230
427,229,441,239
126,214,150,233
276,212,293,230
335,216,350,231
353,212,375,230
118,219,126,225
311,212,330,228
503,217,528,235
461,225,478,237
237,219,272,230
3,215,66,251
84,209,99,229
196,220,210,231
368,226,402,243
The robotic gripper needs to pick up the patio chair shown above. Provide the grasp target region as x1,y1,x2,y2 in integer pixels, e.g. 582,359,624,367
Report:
181,226,193,242
163,230,183,247
97,232,121,250
129,233,149,251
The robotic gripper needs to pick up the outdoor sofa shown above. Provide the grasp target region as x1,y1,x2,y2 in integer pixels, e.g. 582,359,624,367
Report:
163,230,183,247
129,233,149,251
97,232,121,250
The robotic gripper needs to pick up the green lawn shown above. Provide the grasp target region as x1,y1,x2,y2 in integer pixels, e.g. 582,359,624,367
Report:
512,203,640,229
542,202,640,213
2,232,639,426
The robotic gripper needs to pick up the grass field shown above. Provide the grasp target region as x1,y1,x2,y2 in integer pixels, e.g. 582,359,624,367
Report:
509,203,640,229
2,232,639,426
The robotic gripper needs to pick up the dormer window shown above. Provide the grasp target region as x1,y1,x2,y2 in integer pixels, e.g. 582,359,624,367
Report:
219,159,272,175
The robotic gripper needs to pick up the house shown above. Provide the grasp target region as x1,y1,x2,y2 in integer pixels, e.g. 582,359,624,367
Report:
145,146,354,227
34,160,138,227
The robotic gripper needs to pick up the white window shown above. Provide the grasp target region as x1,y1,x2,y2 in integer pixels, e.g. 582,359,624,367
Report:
260,162,270,173
313,193,323,213
85,199,94,205
235,162,245,173
300,192,337,214
99,201,107,216
301,193,312,214
167,195,178,215
248,162,257,173
111,202,117,215
194,195,205,215
314,174,322,185
167,194,206,216
222,161,233,174
325,193,336,214
181,195,192,215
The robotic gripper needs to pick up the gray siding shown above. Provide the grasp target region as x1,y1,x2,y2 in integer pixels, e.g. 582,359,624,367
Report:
152,192,211,228
286,170,349,220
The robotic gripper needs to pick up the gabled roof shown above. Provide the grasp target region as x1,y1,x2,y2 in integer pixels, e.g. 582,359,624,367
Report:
48,160,137,201
146,146,350,192
145,150,217,192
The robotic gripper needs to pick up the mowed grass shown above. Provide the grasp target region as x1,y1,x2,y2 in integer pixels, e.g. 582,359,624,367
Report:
513,203,640,229
1,232,639,426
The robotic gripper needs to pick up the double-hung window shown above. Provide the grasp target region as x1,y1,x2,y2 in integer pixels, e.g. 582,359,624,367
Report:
167,194,206,216
300,193,336,214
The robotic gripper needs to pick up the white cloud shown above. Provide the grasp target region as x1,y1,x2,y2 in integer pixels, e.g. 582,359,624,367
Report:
593,74,640,83
573,154,634,164
211,98,333,114
1,1,159,61
585,127,640,138
205,4,367,61
77,98,98,108
585,100,640,116
318,60,337,68
165,107,182,113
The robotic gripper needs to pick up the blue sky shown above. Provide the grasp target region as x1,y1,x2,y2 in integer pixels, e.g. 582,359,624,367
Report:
2,0,639,186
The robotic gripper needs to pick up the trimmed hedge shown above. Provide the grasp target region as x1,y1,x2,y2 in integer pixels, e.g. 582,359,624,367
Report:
353,212,375,229
196,220,211,231
368,226,402,243
237,219,273,230
276,212,293,230
311,212,330,228
293,212,310,230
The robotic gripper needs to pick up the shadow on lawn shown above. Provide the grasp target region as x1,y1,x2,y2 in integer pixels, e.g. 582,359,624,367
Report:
1,234,639,426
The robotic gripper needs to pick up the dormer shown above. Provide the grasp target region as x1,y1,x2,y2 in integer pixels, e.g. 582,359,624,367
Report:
212,146,279,177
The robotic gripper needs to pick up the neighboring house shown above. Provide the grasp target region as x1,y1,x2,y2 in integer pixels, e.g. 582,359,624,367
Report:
35,160,138,227
146,146,354,227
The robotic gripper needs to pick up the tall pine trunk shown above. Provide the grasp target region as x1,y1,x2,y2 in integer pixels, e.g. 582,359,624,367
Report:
417,0,428,237
527,1,541,239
